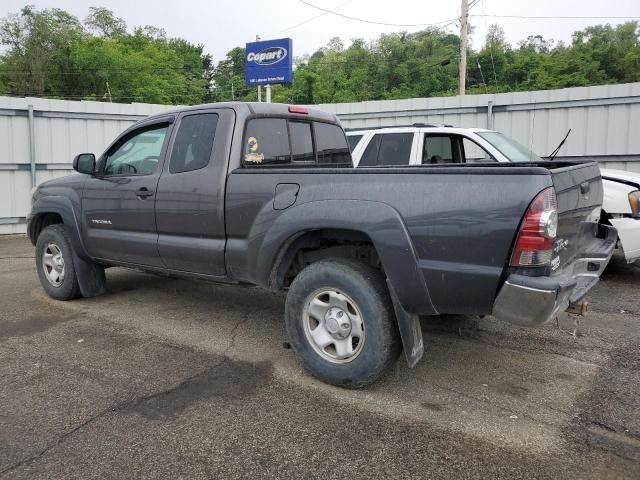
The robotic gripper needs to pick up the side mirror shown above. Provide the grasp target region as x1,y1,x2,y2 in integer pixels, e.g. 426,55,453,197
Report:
72,153,96,175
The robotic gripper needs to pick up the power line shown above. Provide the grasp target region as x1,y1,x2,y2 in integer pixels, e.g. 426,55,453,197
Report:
298,0,458,28
266,0,353,37
468,0,482,10
472,14,639,20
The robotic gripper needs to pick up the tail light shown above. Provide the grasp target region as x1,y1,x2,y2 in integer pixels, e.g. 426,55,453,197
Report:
288,105,308,114
511,187,558,267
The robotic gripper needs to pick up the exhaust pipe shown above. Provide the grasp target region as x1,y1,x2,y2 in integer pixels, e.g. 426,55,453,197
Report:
566,300,589,317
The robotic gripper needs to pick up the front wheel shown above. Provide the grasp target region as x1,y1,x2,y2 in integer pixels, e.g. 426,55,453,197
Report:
285,258,401,388
36,225,82,300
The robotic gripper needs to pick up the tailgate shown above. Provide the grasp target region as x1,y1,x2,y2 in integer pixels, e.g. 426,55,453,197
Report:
550,162,604,272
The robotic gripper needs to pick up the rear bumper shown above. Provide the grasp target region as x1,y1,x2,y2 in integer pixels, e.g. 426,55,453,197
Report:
609,217,640,263
492,225,617,327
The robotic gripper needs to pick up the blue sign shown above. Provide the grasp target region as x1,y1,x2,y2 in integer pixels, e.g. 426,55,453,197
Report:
245,38,293,86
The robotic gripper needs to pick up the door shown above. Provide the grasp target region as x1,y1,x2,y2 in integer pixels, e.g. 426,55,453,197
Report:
155,109,233,276
420,134,461,164
81,120,172,266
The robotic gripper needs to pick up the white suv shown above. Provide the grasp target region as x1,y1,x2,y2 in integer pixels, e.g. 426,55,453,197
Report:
347,125,640,264
346,124,547,166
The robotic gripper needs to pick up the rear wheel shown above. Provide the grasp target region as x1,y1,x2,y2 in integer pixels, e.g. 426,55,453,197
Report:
36,225,81,300
285,258,401,388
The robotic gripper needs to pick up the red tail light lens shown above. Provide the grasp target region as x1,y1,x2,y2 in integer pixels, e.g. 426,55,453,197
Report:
511,187,558,267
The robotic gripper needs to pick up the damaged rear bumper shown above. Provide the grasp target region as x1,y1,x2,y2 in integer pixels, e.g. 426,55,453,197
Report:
492,225,616,327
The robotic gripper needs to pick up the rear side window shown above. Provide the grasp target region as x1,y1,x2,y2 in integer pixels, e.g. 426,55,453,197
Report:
290,121,314,162
359,133,412,166
423,135,454,164
315,122,350,165
359,134,382,166
347,134,363,151
244,118,291,165
169,113,218,173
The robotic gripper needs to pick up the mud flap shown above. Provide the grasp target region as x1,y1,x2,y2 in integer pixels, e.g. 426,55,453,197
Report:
71,248,107,298
386,279,424,368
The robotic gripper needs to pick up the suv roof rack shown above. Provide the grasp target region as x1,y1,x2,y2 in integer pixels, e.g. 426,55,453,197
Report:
344,123,454,132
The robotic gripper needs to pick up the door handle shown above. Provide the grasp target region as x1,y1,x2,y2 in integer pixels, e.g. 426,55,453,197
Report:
135,187,154,198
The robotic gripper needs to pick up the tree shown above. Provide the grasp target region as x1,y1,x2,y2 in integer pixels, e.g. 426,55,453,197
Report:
1,6,638,105
0,6,83,96
0,6,213,103
84,7,125,37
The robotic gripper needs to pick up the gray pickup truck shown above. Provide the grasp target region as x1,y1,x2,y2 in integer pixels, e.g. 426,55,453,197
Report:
28,102,615,387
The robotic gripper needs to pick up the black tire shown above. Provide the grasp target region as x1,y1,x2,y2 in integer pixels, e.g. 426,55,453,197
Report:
285,258,401,388
35,225,82,301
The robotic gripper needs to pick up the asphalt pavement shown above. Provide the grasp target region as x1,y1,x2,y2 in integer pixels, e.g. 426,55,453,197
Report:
1,235,639,479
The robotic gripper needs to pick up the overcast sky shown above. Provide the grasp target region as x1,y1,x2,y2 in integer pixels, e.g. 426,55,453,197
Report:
1,0,638,62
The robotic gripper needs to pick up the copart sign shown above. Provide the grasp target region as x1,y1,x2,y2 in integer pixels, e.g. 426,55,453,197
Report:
245,38,293,86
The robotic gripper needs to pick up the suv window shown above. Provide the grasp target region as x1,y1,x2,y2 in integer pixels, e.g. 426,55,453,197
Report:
315,122,350,165
462,137,495,163
423,135,454,164
290,121,314,162
169,113,218,173
347,134,363,151
360,133,413,166
104,124,169,176
359,134,382,166
244,118,290,165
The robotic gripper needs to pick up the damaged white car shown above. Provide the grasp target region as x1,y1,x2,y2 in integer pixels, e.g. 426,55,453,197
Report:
600,169,640,263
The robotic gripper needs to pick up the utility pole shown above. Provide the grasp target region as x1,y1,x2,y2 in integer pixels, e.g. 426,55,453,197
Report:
256,34,262,102
458,0,469,96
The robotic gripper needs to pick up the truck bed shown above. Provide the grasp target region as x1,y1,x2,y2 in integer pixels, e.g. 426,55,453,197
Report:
226,161,602,316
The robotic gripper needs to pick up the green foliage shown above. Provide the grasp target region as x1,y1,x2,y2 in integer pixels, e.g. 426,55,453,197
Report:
0,5,638,105
214,21,640,104
0,6,212,103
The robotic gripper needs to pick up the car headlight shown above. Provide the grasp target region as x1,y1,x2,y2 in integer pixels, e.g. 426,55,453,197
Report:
629,191,640,217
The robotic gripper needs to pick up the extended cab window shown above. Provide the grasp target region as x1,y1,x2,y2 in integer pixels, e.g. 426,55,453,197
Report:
360,133,412,166
315,122,350,165
104,124,169,176
170,113,218,173
243,118,290,165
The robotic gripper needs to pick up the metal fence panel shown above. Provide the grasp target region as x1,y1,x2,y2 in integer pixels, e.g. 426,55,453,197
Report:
0,96,173,234
316,82,640,170
2,82,640,234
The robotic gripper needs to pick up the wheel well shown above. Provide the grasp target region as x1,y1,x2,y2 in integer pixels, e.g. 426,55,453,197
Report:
271,229,382,290
28,212,63,245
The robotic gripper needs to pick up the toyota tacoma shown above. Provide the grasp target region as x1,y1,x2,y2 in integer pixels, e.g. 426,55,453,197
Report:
28,102,615,387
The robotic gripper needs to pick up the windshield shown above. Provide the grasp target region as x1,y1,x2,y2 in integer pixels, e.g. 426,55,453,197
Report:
477,131,543,163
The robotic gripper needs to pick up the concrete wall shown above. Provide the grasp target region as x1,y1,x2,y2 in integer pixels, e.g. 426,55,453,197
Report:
2,82,639,234
316,82,640,172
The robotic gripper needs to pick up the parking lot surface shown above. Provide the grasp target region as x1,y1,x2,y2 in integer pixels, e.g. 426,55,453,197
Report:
1,235,639,479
